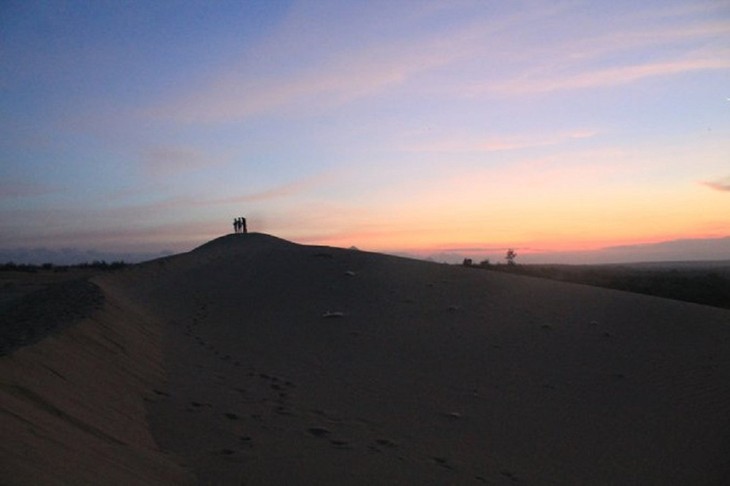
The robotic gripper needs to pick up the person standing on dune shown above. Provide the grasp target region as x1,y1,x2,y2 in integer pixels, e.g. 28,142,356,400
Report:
241,217,247,234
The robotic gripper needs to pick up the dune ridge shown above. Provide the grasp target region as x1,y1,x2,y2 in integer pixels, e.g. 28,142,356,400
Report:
2,233,730,484
0,279,104,356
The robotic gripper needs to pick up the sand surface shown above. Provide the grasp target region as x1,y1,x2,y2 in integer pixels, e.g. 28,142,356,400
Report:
2,233,730,484
0,276,192,484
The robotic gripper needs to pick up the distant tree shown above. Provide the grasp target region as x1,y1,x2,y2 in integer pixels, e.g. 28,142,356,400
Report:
479,258,491,268
108,260,128,270
462,258,473,267
505,249,517,266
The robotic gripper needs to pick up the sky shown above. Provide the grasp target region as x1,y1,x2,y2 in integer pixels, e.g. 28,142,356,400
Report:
2,0,729,264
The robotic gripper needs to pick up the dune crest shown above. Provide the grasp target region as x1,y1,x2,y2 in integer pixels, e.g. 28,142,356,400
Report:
191,232,300,254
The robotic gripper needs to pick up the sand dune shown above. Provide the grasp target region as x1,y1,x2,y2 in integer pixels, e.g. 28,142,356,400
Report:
2,233,730,484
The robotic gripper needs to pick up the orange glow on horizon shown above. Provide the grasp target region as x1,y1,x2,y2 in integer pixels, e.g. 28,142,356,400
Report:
288,167,730,259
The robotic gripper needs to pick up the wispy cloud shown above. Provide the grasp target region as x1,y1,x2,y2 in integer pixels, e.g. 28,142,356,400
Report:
399,129,598,154
438,246,510,253
558,20,730,64
148,36,466,124
141,146,228,177
212,173,339,204
0,181,59,199
57,172,338,224
145,2,573,124
467,11,730,96
90,171,341,226
488,54,730,95
702,176,730,192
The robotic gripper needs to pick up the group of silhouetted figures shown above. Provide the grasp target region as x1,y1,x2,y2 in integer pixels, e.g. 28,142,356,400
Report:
233,217,247,234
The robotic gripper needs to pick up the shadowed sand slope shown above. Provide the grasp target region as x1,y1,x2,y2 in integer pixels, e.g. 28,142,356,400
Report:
0,277,193,485
2,233,729,484
106,233,730,485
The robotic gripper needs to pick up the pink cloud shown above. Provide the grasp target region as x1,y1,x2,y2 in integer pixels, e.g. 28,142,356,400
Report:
211,171,342,204
560,20,730,64
702,177,730,192
78,173,336,223
489,55,730,95
400,129,599,154
142,2,572,126
141,146,228,177
0,206,222,252
464,12,730,97
0,181,59,199
147,36,467,124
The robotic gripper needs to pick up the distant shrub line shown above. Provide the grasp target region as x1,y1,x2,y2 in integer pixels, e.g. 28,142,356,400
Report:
0,260,130,273
462,261,730,310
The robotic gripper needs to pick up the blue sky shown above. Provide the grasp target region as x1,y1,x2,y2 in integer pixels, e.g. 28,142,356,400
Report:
2,1,729,263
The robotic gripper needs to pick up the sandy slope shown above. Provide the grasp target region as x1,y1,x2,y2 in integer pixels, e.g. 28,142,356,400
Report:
2,233,730,484
0,276,193,484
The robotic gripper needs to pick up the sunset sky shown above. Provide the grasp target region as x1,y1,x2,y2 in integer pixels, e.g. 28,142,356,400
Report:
2,1,729,264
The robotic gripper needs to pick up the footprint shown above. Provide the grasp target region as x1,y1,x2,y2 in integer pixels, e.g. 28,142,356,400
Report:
274,406,295,416
432,457,455,470
308,427,330,438
500,469,518,481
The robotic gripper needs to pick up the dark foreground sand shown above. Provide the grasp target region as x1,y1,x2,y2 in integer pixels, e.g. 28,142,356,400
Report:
2,233,730,484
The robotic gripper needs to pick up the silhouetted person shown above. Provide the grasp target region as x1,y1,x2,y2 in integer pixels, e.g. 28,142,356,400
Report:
233,218,241,234
241,217,247,234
